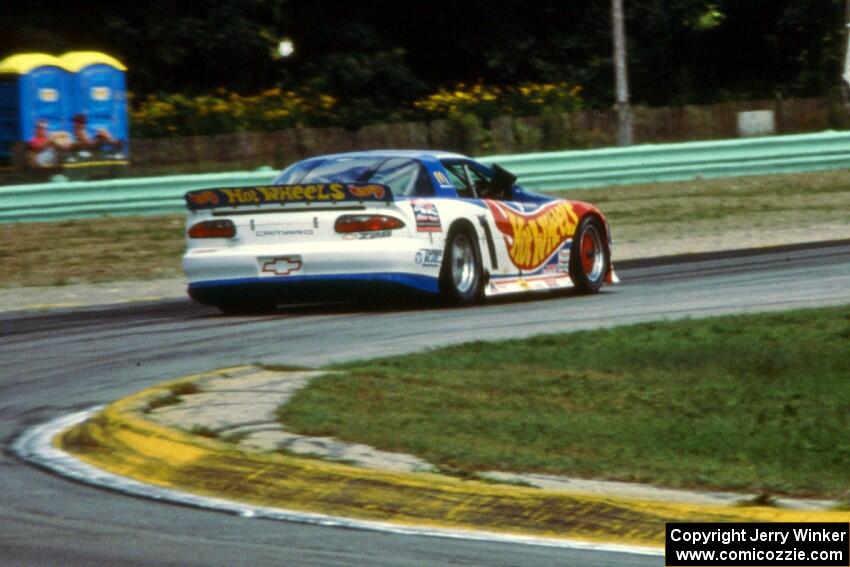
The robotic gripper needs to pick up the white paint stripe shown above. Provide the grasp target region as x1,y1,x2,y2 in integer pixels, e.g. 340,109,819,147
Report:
13,408,662,558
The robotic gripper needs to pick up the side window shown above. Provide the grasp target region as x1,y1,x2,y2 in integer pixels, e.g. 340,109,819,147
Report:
441,162,475,198
368,158,433,197
439,160,505,199
467,161,515,200
467,167,490,196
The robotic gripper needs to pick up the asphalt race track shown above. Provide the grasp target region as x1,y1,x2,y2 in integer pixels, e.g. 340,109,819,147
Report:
2,242,849,567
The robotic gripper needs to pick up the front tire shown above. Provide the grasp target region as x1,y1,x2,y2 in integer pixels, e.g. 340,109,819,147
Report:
569,216,610,293
440,228,483,306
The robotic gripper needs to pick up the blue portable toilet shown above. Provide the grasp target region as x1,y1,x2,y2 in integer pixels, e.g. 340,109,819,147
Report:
59,51,128,158
0,53,73,164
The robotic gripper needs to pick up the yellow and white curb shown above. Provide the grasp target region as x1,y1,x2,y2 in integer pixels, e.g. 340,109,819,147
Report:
13,408,662,558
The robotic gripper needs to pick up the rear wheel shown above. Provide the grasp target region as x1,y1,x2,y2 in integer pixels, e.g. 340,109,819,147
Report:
440,228,483,306
569,216,609,293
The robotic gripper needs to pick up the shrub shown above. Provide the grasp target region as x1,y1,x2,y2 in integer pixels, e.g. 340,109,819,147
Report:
130,88,336,137
413,82,583,122
130,81,585,139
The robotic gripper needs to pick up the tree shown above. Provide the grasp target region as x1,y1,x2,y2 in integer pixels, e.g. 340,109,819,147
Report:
3,0,848,108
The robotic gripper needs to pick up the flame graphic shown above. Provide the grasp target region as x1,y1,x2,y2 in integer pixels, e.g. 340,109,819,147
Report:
485,200,578,270
347,184,386,199
188,190,220,205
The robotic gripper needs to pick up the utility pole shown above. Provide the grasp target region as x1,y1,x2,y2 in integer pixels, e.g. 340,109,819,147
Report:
843,0,850,110
612,0,633,145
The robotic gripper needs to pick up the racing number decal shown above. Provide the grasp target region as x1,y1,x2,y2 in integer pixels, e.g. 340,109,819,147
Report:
484,200,578,271
433,171,452,187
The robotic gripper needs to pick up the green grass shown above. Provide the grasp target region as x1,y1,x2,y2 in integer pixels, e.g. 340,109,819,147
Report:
279,306,850,498
0,215,185,288
555,170,850,244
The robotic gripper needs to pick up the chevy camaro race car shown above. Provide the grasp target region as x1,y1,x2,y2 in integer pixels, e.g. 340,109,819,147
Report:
183,150,617,312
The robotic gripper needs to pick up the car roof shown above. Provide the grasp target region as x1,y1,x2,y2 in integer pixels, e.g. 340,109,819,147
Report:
300,149,469,162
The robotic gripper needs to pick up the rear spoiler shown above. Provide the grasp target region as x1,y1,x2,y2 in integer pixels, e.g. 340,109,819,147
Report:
185,183,393,211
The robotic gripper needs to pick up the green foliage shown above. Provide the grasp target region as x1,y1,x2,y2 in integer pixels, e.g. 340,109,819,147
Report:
303,48,427,129
5,1,847,111
415,82,583,122
130,89,336,137
281,306,850,497
129,81,585,138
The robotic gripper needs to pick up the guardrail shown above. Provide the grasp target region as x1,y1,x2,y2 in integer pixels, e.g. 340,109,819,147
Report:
0,168,278,223
486,130,850,190
2,131,849,223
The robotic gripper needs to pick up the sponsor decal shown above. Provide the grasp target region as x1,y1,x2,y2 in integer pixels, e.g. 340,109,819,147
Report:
343,230,393,240
185,183,391,210
255,229,314,237
489,274,573,294
221,185,345,205
433,171,452,187
356,230,391,239
415,248,443,267
485,200,578,271
557,246,572,272
347,184,386,200
410,200,442,232
261,256,302,276
187,190,221,206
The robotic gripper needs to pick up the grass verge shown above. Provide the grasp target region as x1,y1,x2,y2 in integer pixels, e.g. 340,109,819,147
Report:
555,169,850,245
0,215,185,287
3,169,850,288
279,306,850,499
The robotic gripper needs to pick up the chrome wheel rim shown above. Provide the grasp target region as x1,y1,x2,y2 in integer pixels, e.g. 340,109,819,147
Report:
580,225,605,283
451,234,476,294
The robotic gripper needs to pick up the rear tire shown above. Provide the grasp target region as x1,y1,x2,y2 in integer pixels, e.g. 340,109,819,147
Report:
569,216,609,294
439,227,483,306
215,295,278,315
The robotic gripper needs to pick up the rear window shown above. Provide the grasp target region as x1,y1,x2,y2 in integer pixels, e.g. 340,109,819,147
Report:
273,157,384,184
274,156,432,196
368,158,432,197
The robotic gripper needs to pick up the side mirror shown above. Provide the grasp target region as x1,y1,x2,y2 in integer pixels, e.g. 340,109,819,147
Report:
491,163,517,196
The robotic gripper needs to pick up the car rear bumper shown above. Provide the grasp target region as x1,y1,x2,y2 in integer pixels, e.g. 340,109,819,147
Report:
188,272,439,305
183,239,442,305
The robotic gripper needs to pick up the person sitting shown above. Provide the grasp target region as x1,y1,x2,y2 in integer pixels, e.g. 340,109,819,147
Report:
72,114,123,152
28,120,51,151
26,120,56,167
72,114,94,152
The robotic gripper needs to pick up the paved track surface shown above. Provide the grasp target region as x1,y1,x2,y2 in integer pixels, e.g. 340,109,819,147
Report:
2,243,850,567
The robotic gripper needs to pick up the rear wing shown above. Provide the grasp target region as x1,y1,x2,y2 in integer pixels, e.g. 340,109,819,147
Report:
185,183,393,212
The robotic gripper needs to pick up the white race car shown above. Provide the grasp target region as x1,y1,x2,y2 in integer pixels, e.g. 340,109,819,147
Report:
183,150,616,312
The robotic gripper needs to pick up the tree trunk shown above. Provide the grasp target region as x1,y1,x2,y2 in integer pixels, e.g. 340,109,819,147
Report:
612,0,633,146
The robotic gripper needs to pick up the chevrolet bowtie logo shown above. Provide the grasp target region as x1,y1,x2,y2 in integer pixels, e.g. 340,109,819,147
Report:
262,256,302,276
